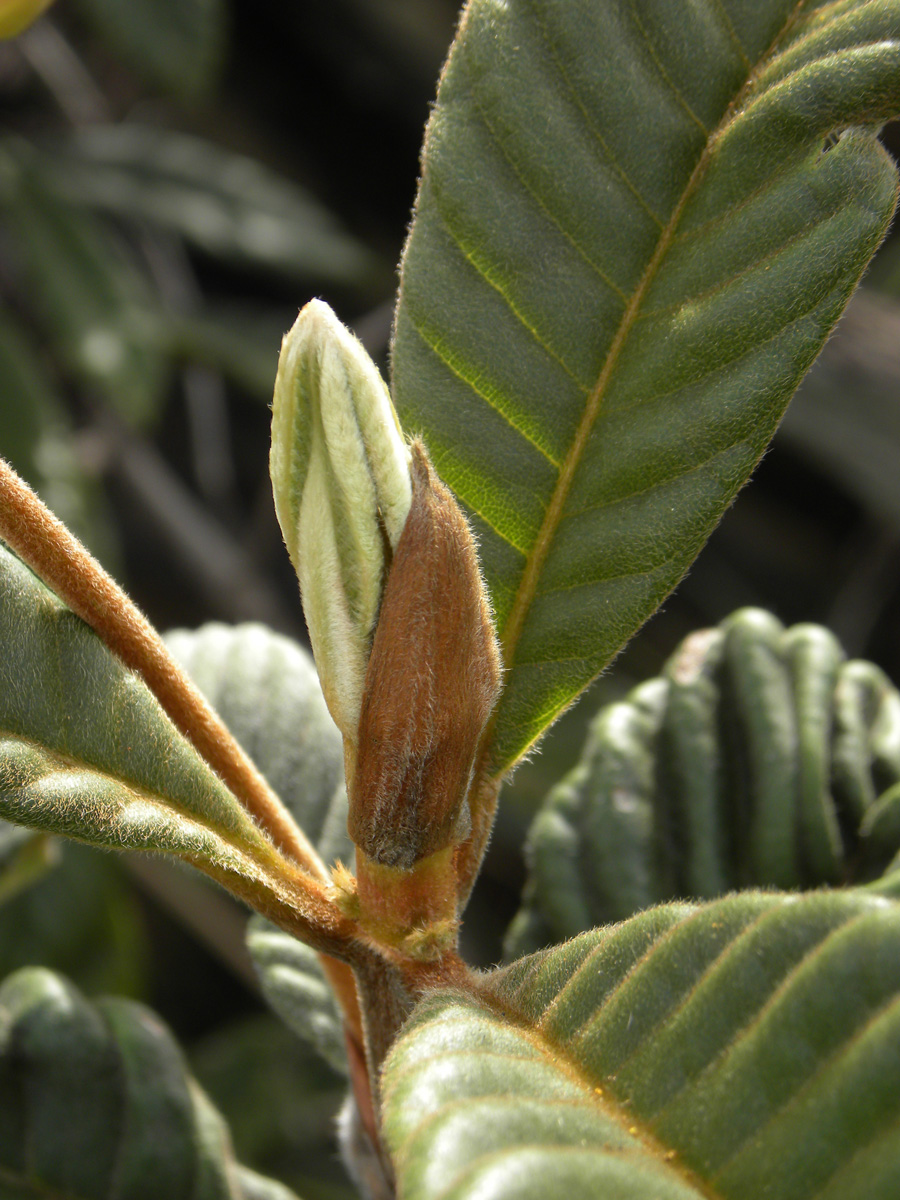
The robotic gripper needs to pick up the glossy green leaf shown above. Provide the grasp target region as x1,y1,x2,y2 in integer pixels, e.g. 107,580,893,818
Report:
69,0,227,97
0,143,168,427
0,544,296,905
392,0,900,775
0,966,304,1199
164,623,350,1071
507,609,900,955
385,889,900,1199
46,125,388,290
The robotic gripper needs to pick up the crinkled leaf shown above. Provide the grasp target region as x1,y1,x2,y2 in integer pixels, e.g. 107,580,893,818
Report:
244,924,346,1076
164,623,350,1071
0,966,304,1199
0,543,296,908
385,889,900,1199
164,622,351,866
0,142,167,427
69,0,227,97
392,0,900,775
46,125,388,289
507,609,900,956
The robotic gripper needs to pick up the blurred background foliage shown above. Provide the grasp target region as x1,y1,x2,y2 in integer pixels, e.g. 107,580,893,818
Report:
2,1,900,1195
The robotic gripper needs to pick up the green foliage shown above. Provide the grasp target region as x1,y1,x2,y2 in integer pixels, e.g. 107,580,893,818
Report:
392,0,900,774
0,544,285,886
507,609,900,955
386,889,900,1199
0,966,302,1199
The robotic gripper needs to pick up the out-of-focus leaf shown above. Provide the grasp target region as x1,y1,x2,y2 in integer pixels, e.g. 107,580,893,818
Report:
385,889,900,1200
507,609,900,956
193,1014,352,1200
164,623,351,866
165,623,351,1072
46,125,389,290
162,307,288,402
69,0,227,98
244,925,346,1076
0,544,304,914
392,0,900,777
0,309,117,560
0,821,56,906
0,842,145,997
0,143,168,427
0,966,305,1199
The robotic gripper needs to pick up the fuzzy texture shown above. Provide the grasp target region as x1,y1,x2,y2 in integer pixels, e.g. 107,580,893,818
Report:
349,443,502,869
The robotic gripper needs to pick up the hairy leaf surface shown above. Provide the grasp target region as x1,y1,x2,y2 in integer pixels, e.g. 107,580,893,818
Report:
384,889,900,1199
0,966,304,1199
392,0,900,774
507,609,900,954
0,545,295,905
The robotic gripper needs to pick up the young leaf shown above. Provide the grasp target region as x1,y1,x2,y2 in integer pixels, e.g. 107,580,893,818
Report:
0,965,305,1200
507,610,900,956
392,0,900,778
384,890,900,1199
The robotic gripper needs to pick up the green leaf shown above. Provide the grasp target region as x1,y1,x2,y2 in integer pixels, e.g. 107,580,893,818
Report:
0,544,296,906
69,0,227,97
164,623,351,1071
507,609,900,955
0,966,303,1199
45,125,389,290
163,623,351,867
0,143,168,428
384,889,900,1199
392,0,900,775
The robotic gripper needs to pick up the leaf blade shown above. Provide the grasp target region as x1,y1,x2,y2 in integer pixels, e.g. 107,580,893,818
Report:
392,0,900,774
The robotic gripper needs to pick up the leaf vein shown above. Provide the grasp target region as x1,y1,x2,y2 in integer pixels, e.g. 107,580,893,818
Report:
627,6,710,135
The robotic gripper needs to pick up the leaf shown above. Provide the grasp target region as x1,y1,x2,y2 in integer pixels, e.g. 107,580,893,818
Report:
163,623,352,867
0,966,304,1199
0,543,301,911
391,0,900,776
0,142,168,427
163,623,351,1070
384,889,900,1199
69,0,227,97
506,609,900,956
45,125,389,290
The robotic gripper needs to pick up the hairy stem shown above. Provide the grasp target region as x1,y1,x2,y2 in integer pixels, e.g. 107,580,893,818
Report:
0,458,327,879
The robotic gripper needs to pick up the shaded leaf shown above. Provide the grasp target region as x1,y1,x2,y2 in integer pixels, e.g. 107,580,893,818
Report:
0,966,304,1199
0,543,300,909
392,0,900,775
0,142,168,427
164,623,351,867
507,609,900,955
46,125,389,290
385,889,900,1199
69,0,227,97
164,623,351,1071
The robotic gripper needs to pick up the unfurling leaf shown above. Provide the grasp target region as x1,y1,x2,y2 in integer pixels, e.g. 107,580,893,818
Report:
270,299,412,753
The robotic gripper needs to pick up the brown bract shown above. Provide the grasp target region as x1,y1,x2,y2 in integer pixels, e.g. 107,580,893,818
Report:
349,441,502,871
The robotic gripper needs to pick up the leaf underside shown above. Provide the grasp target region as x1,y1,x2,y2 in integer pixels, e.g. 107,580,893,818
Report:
507,609,900,955
383,889,900,1199
0,544,285,893
392,0,900,775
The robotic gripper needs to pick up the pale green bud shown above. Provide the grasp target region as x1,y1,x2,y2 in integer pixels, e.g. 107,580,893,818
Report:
270,300,412,747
